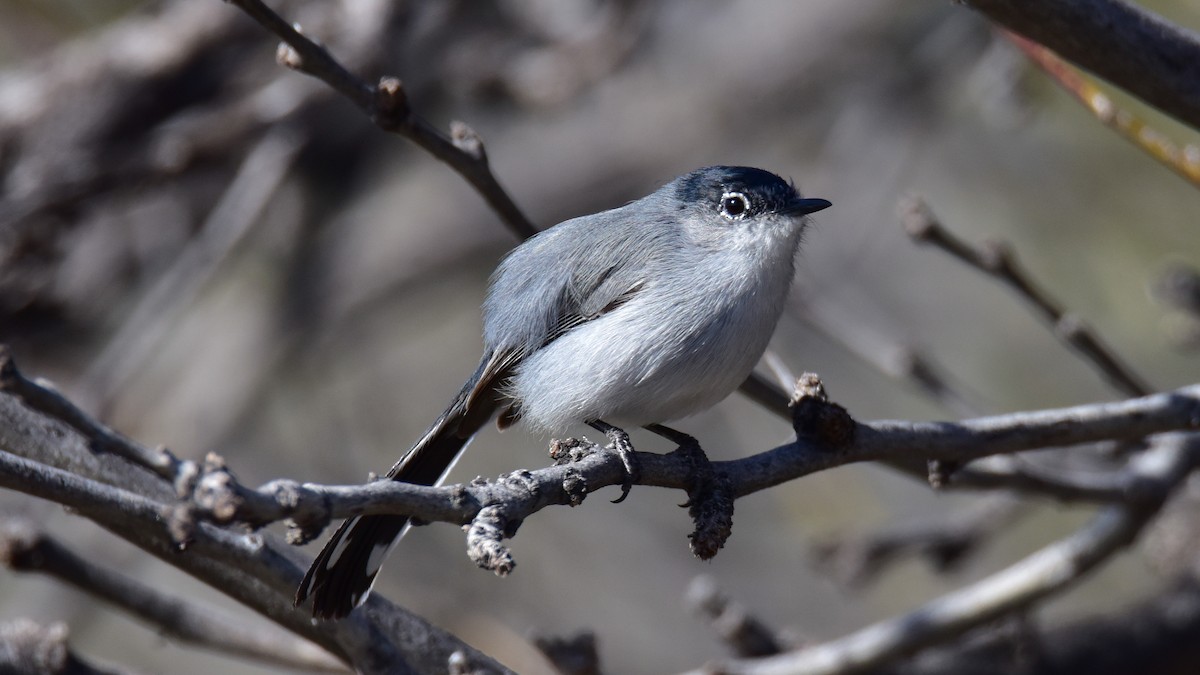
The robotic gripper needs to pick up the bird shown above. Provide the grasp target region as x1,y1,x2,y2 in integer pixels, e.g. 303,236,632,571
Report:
296,165,831,619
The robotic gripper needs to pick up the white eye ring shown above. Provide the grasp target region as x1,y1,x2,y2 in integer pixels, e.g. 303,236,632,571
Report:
719,191,750,219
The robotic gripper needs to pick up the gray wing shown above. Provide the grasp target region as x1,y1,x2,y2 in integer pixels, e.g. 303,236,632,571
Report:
481,201,671,358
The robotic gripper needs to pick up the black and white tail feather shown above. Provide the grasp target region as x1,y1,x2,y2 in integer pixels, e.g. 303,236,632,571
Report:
295,353,510,619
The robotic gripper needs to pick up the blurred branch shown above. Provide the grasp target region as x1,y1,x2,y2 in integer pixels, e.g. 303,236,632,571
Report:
531,631,603,675
810,494,1025,587
224,0,539,239
686,576,786,658
901,195,1153,398
0,387,511,675
953,453,1133,503
81,127,304,406
688,432,1196,675
0,619,130,675
1004,30,1200,190
962,0,1200,131
0,518,343,673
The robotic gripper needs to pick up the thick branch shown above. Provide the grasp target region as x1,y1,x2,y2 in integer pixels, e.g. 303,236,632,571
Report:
0,392,511,675
0,518,342,672
963,0,1200,131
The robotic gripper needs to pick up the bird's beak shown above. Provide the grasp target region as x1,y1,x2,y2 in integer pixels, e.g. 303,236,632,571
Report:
783,197,832,216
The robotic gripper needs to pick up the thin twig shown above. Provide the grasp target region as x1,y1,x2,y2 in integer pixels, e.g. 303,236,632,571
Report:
224,0,538,239
900,195,1153,398
1004,30,1200,190
82,128,304,406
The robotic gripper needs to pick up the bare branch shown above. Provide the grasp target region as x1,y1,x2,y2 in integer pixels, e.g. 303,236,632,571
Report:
810,495,1026,587
0,518,343,673
160,381,1200,561
688,433,1197,675
223,0,538,240
961,0,1200,131
686,576,786,658
901,196,1153,398
0,390,513,675
0,345,185,482
81,128,304,405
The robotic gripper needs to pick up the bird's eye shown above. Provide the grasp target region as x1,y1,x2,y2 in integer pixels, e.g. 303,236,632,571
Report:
720,192,749,219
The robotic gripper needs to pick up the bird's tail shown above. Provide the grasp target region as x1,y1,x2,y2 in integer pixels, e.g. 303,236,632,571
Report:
296,357,504,619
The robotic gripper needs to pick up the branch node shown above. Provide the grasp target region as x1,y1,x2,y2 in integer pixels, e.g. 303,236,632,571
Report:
374,77,409,127
672,441,734,561
275,41,303,70
450,120,488,163
163,502,197,549
561,468,588,507
465,505,516,575
927,459,961,489
450,484,473,510
789,373,856,447
1055,313,1087,341
898,194,936,240
981,239,1013,273
549,437,598,465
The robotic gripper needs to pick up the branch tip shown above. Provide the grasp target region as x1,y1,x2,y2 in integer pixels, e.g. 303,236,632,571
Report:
465,505,516,575
450,120,487,163
374,76,408,121
789,373,856,447
275,41,302,70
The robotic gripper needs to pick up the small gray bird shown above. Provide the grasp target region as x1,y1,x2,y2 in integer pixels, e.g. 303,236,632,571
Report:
296,166,831,619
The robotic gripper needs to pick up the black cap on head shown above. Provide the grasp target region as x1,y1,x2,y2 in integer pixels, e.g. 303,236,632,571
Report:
674,166,829,218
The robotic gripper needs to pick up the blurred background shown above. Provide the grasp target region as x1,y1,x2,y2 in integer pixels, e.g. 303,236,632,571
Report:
2,0,1200,673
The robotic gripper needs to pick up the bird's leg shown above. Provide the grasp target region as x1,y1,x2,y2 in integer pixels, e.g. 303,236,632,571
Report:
588,420,641,503
645,424,714,507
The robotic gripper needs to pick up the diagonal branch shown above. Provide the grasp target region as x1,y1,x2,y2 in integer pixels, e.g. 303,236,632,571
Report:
962,0,1200,131
0,518,343,673
901,196,1153,398
223,0,538,239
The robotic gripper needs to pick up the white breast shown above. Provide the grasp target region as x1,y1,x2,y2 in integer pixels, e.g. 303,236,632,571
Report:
510,231,799,435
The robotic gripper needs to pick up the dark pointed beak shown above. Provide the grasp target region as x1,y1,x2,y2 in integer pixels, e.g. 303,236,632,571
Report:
783,197,832,216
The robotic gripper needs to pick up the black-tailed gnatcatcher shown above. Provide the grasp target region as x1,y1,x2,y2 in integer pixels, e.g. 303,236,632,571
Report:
296,166,831,618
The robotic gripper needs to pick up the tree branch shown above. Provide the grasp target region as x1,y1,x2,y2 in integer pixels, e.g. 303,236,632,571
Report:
901,196,1153,398
160,380,1200,572
0,518,343,673
962,0,1200,131
0,390,512,675
223,0,538,240
687,432,1197,675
